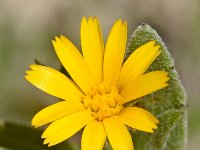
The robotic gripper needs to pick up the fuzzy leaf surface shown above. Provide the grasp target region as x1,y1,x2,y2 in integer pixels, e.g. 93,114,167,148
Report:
126,24,187,150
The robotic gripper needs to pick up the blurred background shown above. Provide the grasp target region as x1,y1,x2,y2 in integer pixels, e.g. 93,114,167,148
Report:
0,0,199,149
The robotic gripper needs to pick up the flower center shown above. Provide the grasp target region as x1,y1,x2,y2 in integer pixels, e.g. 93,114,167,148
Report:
81,84,124,121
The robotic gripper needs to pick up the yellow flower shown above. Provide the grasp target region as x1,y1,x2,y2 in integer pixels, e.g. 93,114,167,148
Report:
25,17,169,150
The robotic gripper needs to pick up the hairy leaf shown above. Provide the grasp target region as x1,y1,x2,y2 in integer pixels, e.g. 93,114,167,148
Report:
126,24,187,150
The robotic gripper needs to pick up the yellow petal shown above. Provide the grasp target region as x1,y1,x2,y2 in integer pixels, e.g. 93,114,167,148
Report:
103,20,127,90
32,101,84,127
103,116,134,150
121,71,169,104
81,120,106,150
119,107,159,133
81,17,104,84
52,36,95,93
118,41,160,90
25,65,83,101
42,111,94,146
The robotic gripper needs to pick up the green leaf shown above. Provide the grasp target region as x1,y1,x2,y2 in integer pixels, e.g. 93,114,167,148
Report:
126,24,187,150
0,121,74,150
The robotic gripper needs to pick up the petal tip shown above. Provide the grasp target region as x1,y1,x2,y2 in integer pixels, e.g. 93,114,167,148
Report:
149,129,154,133
31,120,39,128
88,16,93,21
60,35,65,38
149,40,156,46
25,70,30,75
24,75,30,81
94,16,99,21
41,133,47,139
81,16,88,24
123,20,127,25
52,40,56,44
30,64,40,70
43,138,50,145
48,142,56,147
31,123,36,128
55,36,60,42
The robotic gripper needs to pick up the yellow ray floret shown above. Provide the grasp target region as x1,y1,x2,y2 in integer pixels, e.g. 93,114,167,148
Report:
32,100,84,127
81,17,104,84
81,120,106,150
119,107,159,133
103,116,134,150
121,71,169,103
42,111,94,146
25,65,83,101
103,19,127,90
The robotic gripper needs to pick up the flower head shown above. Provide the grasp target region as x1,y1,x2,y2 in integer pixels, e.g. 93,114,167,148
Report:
25,17,169,150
